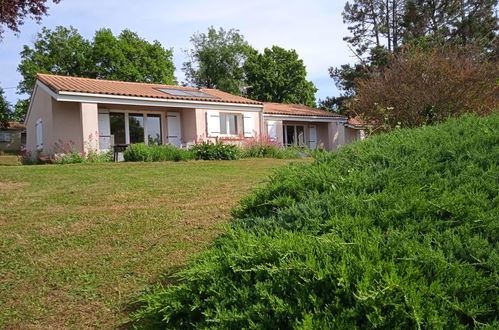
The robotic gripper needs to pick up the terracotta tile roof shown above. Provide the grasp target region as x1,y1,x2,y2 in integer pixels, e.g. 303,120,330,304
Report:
346,116,366,128
36,74,262,105
263,103,345,118
2,122,26,130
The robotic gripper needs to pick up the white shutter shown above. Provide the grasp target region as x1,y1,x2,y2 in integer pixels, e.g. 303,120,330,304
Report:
267,120,278,141
98,112,111,150
309,125,317,149
243,113,255,137
206,111,220,136
36,118,43,150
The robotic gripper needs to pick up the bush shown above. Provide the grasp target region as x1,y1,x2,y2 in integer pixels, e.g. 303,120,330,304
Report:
353,46,498,131
190,141,240,160
53,150,113,164
132,113,499,328
240,145,302,159
124,143,194,162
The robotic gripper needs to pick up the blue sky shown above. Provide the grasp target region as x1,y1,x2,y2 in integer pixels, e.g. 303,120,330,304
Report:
0,0,355,105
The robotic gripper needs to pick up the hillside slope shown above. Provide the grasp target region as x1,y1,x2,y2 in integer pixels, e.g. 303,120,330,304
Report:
133,113,499,328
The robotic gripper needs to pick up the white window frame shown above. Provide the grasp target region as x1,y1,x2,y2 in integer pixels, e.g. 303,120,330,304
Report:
0,132,11,142
107,110,164,145
218,112,239,136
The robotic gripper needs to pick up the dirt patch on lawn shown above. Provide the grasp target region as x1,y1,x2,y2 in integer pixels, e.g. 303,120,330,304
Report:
0,181,30,193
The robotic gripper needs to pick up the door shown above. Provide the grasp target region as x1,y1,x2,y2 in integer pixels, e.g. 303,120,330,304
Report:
309,125,317,149
98,112,111,151
167,112,181,147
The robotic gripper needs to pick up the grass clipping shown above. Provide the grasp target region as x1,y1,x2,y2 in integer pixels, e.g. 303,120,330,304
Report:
132,113,499,328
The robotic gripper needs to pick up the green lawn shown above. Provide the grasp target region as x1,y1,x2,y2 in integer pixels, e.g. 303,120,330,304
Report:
0,159,300,328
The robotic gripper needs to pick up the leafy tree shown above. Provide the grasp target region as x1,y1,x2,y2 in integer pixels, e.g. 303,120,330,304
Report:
16,25,176,118
243,46,318,107
0,88,11,128
183,27,253,95
0,0,61,39
91,29,176,84
17,26,93,95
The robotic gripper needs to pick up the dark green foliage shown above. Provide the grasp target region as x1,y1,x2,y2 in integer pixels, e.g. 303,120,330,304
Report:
132,113,499,328
240,145,301,159
123,144,193,162
183,27,253,95
243,46,318,107
190,141,240,160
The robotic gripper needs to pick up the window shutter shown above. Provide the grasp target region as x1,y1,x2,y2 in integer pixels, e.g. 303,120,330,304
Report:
309,125,317,149
36,118,43,150
206,111,220,136
267,121,278,141
243,113,255,137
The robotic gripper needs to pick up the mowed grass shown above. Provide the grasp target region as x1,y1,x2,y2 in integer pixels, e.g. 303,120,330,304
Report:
0,159,300,328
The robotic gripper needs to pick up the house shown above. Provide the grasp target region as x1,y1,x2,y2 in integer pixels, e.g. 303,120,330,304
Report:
0,122,26,153
25,74,365,157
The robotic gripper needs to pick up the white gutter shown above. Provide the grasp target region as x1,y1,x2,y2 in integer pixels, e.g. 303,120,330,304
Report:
263,113,347,123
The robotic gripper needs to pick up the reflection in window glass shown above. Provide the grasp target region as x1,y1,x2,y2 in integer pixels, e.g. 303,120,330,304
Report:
110,113,126,145
296,126,305,145
147,114,162,145
129,113,144,144
219,113,237,135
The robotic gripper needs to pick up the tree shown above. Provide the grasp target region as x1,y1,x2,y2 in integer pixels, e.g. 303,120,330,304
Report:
183,27,253,95
0,88,11,128
91,29,176,84
17,26,93,95
16,25,176,119
243,46,318,107
326,0,498,113
0,0,61,39
351,46,498,131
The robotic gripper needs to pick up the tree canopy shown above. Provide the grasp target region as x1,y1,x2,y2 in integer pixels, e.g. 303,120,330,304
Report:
182,27,253,95
16,25,176,119
244,46,317,107
0,0,61,39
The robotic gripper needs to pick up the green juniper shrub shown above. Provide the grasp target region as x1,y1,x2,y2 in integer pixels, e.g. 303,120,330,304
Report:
132,113,499,328
190,141,241,160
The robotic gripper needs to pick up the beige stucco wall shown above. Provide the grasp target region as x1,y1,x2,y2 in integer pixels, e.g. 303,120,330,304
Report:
52,101,83,152
327,122,346,151
80,103,99,152
345,127,360,145
0,130,24,152
26,86,53,156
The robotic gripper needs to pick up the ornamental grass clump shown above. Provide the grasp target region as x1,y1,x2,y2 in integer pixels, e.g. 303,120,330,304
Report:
132,113,498,328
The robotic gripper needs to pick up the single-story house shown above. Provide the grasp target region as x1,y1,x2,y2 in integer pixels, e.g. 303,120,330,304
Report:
25,74,365,157
0,122,26,153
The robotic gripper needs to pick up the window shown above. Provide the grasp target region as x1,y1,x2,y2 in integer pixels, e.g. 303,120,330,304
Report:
129,113,144,144
219,114,238,135
110,113,126,145
156,88,219,99
109,112,162,145
284,125,305,146
146,114,162,145
0,133,11,142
